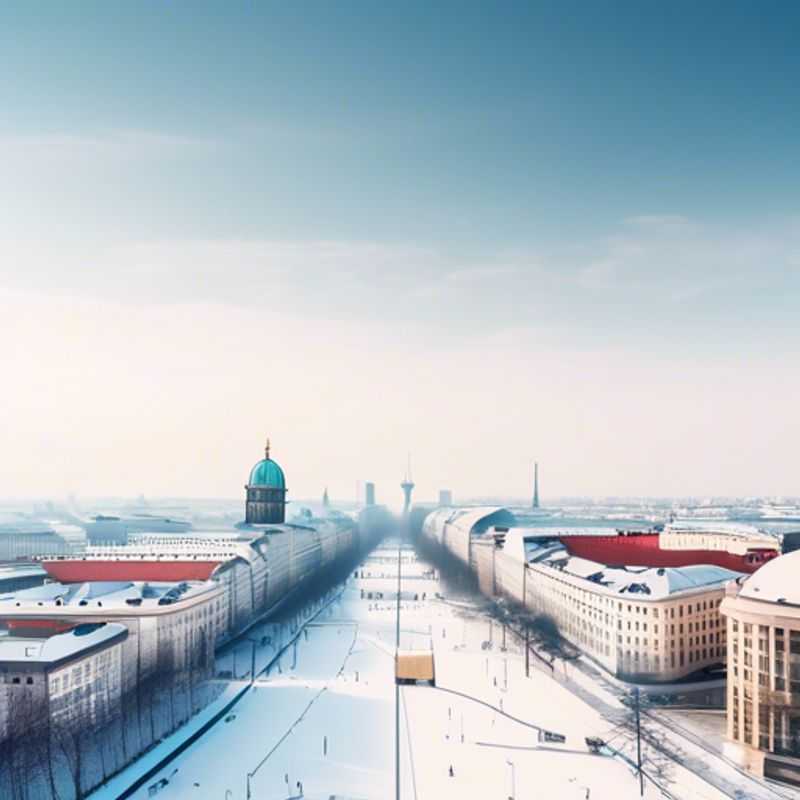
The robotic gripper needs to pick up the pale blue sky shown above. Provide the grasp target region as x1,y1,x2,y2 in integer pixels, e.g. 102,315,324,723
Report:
0,2,798,501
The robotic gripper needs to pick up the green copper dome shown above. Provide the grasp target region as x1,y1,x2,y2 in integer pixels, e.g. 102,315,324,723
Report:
248,458,285,489
247,438,286,490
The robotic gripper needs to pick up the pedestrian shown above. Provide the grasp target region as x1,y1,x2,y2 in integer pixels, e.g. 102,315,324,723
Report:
449,765,455,777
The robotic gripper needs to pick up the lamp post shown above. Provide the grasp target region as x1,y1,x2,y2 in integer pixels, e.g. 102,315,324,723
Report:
237,637,260,684
395,533,402,800
506,759,516,800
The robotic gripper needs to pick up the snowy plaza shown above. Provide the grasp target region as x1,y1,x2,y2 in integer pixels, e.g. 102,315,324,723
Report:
81,541,800,800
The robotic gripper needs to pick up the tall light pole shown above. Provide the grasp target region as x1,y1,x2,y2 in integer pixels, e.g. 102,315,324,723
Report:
506,759,516,800
239,637,259,685
634,687,644,797
395,530,402,800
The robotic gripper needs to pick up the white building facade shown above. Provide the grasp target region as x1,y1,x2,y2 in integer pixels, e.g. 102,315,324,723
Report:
423,507,737,683
721,551,800,786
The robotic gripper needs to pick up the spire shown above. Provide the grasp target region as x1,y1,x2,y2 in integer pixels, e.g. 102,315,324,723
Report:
532,461,540,509
265,437,271,460
323,487,330,507
405,453,412,483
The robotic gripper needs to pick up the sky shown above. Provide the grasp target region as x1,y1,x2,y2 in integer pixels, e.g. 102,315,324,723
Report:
1,1,799,503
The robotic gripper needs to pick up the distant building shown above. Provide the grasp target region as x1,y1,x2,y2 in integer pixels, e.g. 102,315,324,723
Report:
322,487,330,508
400,455,416,516
83,515,191,547
83,517,129,545
401,474,414,516
721,552,800,785
365,482,376,507
0,622,127,741
0,527,73,561
245,438,287,524
532,461,540,509
438,490,453,507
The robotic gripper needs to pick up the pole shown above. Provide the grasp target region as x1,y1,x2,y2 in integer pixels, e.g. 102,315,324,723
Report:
395,533,402,800
525,628,530,678
634,687,643,796
246,772,252,800
250,640,256,685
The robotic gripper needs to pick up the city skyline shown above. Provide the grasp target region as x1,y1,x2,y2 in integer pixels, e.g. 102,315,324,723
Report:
2,2,799,500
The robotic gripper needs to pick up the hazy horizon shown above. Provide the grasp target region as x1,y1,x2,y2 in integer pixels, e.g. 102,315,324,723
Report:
2,3,798,502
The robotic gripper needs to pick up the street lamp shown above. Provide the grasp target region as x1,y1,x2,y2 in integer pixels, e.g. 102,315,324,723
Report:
236,637,260,684
506,759,515,800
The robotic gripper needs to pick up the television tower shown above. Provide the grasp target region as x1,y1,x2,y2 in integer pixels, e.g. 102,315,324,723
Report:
532,461,540,509
400,454,415,516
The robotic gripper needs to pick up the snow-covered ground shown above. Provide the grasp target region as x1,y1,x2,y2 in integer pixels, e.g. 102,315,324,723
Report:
96,542,796,800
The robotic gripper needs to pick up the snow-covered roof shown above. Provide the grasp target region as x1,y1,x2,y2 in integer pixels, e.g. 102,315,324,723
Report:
0,579,219,612
0,564,46,581
527,540,740,600
543,527,638,537
665,521,778,542
0,622,127,667
424,506,517,537
738,550,800,605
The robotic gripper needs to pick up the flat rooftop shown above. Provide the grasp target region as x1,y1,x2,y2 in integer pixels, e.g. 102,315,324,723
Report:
0,579,219,612
0,564,47,580
500,530,741,600
0,622,127,667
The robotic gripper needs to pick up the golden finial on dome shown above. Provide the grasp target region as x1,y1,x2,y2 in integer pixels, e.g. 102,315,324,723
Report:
265,437,271,459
